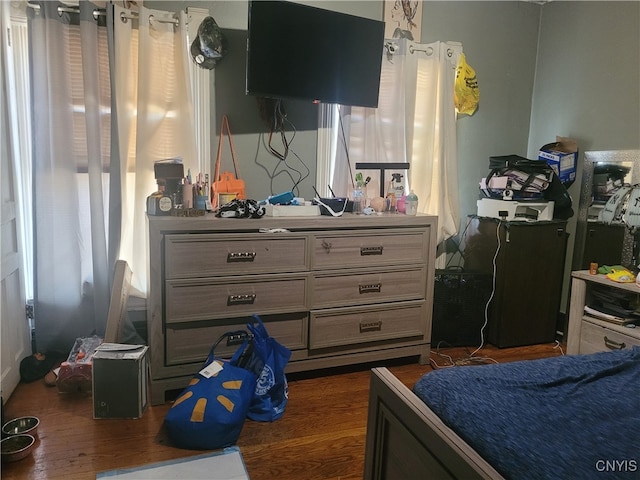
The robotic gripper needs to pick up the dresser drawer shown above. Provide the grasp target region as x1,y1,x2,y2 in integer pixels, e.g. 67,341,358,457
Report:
312,230,427,270
166,313,308,366
312,267,426,308
579,318,640,354
166,274,309,323
165,233,308,278
309,301,426,350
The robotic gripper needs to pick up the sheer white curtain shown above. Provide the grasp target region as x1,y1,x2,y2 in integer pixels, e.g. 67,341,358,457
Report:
329,41,409,199
326,38,462,266
409,41,462,258
27,1,197,352
28,1,111,351
113,5,197,297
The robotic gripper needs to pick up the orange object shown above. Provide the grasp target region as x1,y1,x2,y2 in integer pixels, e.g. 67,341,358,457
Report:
589,262,598,275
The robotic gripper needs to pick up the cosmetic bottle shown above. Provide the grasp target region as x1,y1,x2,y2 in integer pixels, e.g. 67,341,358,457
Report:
405,190,418,216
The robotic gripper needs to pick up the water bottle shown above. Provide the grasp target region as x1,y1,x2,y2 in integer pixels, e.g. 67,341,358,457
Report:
405,190,418,216
353,182,365,214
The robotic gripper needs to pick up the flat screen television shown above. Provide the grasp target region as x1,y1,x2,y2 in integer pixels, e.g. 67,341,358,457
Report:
246,1,385,108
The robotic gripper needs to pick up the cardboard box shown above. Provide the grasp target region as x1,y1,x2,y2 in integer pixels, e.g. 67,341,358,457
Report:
92,344,149,419
538,136,578,185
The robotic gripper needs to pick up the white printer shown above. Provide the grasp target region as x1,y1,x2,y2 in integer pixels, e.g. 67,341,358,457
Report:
477,198,554,221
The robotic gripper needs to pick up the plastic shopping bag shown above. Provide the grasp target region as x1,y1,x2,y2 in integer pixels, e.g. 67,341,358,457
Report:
246,315,292,422
164,332,256,450
454,53,479,115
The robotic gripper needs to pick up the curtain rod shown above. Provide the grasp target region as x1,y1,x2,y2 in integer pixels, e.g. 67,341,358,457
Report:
26,2,105,20
25,3,179,25
385,40,456,58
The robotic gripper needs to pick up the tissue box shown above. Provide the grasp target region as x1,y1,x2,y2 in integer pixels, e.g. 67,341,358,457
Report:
92,344,149,419
538,136,578,185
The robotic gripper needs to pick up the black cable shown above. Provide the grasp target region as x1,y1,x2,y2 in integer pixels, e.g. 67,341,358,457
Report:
258,133,299,195
255,98,309,196
267,99,288,160
444,218,472,270
281,113,309,194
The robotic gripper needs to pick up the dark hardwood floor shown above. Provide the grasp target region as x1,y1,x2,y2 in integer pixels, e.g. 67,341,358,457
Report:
1,343,562,479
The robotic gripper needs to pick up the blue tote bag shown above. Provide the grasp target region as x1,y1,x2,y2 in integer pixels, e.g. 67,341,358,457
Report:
246,315,292,422
165,332,256,450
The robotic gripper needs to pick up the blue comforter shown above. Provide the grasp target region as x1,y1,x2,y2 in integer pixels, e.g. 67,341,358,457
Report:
413,347,640,479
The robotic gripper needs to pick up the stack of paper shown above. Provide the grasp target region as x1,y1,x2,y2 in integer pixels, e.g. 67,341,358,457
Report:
584,306,637,325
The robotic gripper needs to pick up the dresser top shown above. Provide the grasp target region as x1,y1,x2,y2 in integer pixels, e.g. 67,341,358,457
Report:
148,212,437,234
572,270,640,294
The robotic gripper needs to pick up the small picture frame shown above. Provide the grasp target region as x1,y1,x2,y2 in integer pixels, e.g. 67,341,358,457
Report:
384,1,423,42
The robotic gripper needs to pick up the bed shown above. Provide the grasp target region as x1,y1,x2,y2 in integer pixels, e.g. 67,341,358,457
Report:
363,346,640,479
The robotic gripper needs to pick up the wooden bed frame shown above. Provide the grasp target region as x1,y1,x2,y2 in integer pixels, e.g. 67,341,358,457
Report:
363,367,505,480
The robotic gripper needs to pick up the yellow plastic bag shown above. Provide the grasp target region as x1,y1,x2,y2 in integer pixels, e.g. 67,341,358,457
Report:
454,53,479,116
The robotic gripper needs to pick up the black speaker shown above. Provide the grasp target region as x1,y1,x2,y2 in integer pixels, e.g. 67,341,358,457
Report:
432,270,493,347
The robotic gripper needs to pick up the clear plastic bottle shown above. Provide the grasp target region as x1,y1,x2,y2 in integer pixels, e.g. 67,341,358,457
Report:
353,182,365,214
405,190,418,216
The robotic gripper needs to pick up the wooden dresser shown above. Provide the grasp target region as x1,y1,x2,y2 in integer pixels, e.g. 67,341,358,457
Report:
567,270,640,354
147,213,437,404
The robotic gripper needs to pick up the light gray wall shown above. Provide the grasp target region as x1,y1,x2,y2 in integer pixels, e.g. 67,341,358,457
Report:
528,1,640,155
419,1,541,239
527,1,640,312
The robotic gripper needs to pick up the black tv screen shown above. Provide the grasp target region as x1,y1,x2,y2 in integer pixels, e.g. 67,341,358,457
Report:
246,1,384,108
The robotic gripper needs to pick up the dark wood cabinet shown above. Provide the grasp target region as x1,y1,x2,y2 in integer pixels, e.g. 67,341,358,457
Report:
463,217,568,348
580,222,625,269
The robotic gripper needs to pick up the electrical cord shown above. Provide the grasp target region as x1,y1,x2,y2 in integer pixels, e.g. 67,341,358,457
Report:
429,344,499,369
469,219,501,358
444,218,472,270
255,98,310,196
430,220,502,368
266,99,288,160
431,219,567,368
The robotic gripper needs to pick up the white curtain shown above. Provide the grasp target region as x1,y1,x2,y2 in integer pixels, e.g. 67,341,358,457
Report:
28,1,197,352
113,6,197,297
28,1,112,352
409,41,462,254
331,38,462,266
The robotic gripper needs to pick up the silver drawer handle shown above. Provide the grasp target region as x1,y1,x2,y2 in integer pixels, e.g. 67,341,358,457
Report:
359,283,382,294
604,336,626,350
360,321,382,333
360,246,383,256
227,294,256,305
227,252,256,262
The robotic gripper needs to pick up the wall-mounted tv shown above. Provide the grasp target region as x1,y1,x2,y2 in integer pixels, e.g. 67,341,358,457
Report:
246,1,385,108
